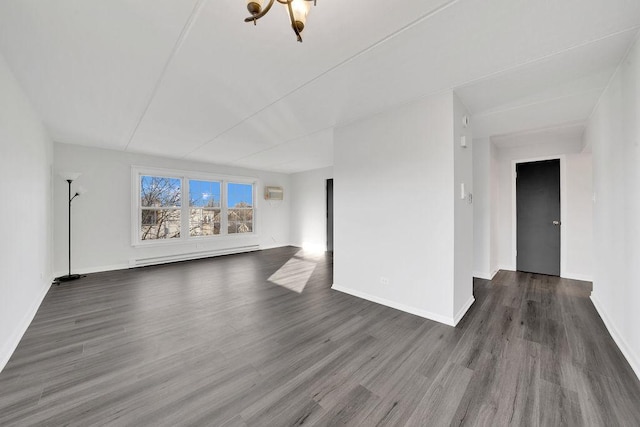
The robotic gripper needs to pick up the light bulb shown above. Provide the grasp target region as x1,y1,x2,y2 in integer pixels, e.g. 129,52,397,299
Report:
290,0,311,31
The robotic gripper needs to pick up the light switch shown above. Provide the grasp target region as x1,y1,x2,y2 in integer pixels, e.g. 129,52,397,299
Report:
460,135,467,148
461,183,465,199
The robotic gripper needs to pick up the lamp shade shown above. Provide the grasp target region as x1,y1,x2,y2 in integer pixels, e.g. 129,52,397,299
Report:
59,171,81,181
290,0,311,27
76,185,88,195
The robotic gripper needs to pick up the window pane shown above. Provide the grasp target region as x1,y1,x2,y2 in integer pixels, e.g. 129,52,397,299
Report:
190,208,221,237
141,176,181,207
228,183,253,234
227,183,253,208
140,209,181,240
189,180,221,208
228,208,253,234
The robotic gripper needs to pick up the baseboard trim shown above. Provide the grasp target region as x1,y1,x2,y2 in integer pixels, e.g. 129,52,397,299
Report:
53,245,295,279
331,284,456,326
561,272,593,282
131,245,260,268
591,294,640,381
453,296,475,325
473,271,493,280
54,263,129,278
260,243,295,250
482,267,591,283
0,279,51,373
498,264,515,272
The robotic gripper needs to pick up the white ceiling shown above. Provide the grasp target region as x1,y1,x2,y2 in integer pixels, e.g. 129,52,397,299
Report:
1,0,639,173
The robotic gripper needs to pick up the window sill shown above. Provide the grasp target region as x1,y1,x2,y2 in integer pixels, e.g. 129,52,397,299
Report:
132,232,258,248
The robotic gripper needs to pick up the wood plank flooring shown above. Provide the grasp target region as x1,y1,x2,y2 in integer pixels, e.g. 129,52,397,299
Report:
1,246,639,426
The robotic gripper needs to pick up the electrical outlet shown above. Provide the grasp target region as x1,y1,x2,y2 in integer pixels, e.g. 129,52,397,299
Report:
380,276,389,285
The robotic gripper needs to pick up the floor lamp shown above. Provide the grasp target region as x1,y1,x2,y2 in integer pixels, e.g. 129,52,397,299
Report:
55,172,84,283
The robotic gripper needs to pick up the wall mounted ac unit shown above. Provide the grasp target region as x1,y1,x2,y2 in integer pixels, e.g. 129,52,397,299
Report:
264,186,284,200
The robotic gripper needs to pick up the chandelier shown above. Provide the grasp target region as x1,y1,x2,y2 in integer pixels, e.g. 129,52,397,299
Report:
245,0,317,42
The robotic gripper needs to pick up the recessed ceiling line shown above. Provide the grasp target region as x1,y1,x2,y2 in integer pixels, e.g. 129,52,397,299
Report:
473,88,605,118
228,124,335,164
325,28,640,139
490,120,587,142
181,0,463,159
123,0,208,151
586,28,640,123
275,26,640,143
185,22,639,161
454,26,640,93
231,22,635,156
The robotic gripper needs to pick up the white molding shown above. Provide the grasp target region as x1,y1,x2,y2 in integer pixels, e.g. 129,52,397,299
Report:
454,296,475,325
473,271,493,280
492,267,591,282
561,272,593,282
53,245,290,278
54,263,130,278
331,284,456,326
130,245,260,268
0,280,51,373
260,243,294,250
591,294,640,381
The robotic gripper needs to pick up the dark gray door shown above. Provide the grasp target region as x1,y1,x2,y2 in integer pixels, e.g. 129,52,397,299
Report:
516,159,561,276
326,179,333,252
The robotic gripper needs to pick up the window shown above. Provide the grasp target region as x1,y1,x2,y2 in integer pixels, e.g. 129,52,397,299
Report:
227,183,254,234
133,168,256,245
189,180,221,237
140,176,181,240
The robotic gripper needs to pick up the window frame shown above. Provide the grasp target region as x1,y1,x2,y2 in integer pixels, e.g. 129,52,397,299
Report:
131,166,258,247
226,181,255,235
188,178,222,239
138,173,183,242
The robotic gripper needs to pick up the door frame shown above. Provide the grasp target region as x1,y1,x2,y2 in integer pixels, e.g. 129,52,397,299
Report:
511,155,567,277
326,178,333,252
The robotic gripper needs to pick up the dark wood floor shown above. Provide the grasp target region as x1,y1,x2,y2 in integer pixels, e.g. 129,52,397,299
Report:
1,246,639,426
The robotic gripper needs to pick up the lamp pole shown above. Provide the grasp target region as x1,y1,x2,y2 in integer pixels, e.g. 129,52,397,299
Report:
55,177,82,283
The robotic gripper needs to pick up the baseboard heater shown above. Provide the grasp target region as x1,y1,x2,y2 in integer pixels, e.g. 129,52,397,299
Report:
129,245,260,268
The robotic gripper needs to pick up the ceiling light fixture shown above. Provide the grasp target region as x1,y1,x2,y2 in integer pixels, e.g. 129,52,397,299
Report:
245,0,317,42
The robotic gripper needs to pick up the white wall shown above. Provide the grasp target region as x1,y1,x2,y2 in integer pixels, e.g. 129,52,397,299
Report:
289,166,333,251
0,53,53,370
584,35,640,379
53,143,291,275
333,92,473,326
564,153,594,280
472,138,492,279
494,138,592,281
489,141,500,277
453,95,474,319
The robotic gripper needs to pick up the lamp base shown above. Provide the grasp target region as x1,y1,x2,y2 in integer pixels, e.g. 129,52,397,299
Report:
54,274,82,283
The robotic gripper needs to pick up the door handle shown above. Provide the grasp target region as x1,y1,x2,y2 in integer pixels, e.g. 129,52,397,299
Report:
553,220,561,226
